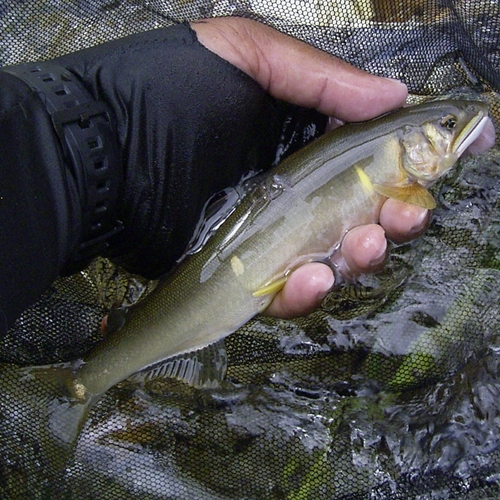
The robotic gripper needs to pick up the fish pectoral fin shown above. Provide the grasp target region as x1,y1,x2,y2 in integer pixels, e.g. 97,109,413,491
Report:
129,340,227,389
373,182,436,209
252,276,288,297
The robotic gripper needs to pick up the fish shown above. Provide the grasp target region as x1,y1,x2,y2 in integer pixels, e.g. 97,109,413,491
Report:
11,99,490,459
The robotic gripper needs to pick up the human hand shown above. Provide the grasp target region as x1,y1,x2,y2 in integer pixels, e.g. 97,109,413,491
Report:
191,18,428,318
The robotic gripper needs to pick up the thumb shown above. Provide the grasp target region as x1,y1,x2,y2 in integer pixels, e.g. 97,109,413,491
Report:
191,17,408,121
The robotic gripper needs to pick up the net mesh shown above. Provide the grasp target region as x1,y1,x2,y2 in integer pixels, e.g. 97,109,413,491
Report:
1,0,500,498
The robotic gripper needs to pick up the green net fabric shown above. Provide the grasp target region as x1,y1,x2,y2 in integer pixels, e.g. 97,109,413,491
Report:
1,1,500,498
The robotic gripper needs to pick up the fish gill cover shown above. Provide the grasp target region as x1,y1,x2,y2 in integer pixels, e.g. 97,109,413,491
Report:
1,0,500,498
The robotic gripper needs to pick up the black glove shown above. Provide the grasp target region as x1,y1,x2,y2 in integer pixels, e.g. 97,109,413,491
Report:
0,22,326,334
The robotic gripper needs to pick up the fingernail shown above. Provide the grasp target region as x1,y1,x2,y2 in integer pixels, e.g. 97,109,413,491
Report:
326,116,345,132
369,252,386,268
316,270,336,300
368,240,387,268
382,76,408,89
409,209,430,234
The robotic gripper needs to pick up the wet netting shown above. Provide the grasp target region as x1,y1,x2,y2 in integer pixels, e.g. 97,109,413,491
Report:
1,1,500,498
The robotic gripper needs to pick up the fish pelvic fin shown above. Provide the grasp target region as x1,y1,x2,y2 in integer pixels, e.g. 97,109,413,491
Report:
373,182,436,209
129,339,228,389
252,276,288,297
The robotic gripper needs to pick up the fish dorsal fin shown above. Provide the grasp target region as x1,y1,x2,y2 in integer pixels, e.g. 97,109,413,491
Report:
129,340,227,389
373,182,436,209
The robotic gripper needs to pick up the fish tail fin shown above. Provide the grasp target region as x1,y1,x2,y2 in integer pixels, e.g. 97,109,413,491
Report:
0,362,95,482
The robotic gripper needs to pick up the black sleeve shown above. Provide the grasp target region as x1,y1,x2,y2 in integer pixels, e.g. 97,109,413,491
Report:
0,22,326,335
0,71,81,335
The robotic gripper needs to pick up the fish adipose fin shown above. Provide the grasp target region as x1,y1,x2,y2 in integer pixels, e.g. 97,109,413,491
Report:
101,306,128,336
252,276,288,297
129,339,228,389
373,182,436,209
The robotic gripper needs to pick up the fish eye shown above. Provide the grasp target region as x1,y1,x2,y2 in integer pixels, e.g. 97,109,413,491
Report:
440,114,457,130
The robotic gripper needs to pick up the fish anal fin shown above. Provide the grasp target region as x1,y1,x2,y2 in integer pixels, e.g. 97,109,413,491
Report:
252,276,288,297
130,340,228,389
373,182,436,209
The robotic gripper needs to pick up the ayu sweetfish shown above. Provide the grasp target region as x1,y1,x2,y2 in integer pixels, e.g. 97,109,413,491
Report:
18,99,489,450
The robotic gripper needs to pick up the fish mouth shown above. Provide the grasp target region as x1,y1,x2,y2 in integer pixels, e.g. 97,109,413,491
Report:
452,109,489,157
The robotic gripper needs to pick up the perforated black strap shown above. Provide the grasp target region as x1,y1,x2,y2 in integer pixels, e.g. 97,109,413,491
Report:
2,61,123,270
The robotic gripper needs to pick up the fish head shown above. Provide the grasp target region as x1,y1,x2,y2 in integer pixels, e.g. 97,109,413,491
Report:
400,99,490,186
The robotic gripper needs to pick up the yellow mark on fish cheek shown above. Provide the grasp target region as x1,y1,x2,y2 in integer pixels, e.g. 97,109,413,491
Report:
231,255,245,276
354,165,375,196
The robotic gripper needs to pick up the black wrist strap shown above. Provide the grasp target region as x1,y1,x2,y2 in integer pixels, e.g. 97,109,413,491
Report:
2,61,123,271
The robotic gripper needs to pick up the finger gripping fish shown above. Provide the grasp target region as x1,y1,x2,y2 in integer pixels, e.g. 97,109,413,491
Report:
22,99,490,452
